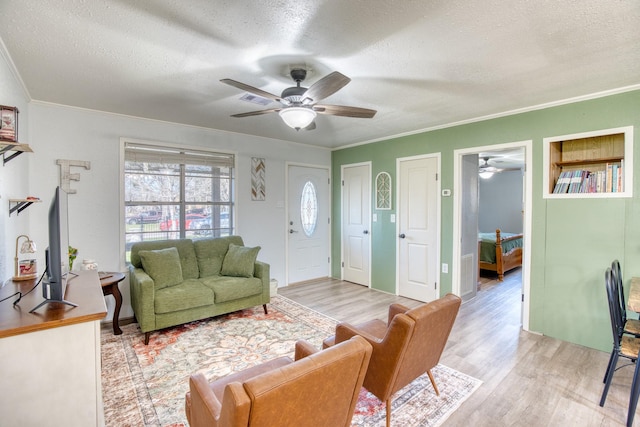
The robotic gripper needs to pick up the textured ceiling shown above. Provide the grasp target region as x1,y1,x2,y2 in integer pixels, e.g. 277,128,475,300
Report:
1,0,639,149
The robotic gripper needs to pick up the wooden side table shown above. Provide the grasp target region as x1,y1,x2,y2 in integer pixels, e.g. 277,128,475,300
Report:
100,272,125,335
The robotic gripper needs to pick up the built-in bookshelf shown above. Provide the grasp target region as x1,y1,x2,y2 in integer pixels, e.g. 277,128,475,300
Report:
543,126,634,198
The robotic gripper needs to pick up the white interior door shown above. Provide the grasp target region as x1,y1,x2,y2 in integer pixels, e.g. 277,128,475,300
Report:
287,165,330,284
341,163,371,286
460,154,479,301
397,156,439,302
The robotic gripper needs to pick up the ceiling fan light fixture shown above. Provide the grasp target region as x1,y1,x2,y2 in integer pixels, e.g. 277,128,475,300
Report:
279,106,316,130
479,171,494,179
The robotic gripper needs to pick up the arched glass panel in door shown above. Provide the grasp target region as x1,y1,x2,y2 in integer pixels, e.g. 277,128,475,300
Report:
300,181,318,237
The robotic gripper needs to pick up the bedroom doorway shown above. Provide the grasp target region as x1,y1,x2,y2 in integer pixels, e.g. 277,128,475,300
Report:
452,141,532,331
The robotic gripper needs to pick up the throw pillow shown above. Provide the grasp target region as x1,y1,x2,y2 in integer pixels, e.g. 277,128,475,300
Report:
138,247,184,289
220,243,261,278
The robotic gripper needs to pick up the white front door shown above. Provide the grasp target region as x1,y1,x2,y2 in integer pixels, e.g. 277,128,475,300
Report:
287,165,330,284
397,156,439,302
341,163,371,286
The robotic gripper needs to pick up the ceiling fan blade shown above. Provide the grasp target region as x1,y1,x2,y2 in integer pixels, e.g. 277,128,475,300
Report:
220,79,284,104
314,104,377,118
230,108,281,118
302,72,351,103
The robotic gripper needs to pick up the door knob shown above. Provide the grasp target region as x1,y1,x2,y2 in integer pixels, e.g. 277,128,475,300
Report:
289,229,298,234
363,230,369,234
399,233,406,239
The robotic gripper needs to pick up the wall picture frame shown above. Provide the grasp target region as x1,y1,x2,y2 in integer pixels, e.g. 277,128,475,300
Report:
375,171,392,210
0,105,19,142
251,157,266,201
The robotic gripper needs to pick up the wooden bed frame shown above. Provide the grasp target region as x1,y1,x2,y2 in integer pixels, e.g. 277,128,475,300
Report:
478,228,523,281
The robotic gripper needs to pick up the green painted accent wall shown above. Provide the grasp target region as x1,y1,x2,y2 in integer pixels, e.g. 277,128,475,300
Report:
332,89,640,352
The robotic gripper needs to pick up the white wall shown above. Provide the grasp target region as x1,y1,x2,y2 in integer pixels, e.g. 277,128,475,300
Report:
478,169,523,233
23,102,330,320
0,45,31,283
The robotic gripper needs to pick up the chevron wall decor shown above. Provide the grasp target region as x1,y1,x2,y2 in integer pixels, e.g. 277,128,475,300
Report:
251,157,265,201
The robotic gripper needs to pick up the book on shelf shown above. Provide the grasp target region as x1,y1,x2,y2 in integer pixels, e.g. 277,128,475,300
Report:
552,162,625,195
567,170,583,193
553,171,571,194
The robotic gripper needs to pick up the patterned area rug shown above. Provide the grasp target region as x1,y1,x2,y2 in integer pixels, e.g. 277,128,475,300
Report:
101,295,481,426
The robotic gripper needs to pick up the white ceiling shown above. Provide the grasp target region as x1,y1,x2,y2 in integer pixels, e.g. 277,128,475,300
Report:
1,0,639,149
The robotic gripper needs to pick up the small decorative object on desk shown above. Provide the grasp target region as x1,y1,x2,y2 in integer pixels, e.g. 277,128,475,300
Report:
13,234,37,280
19,259,37,276
82,259,98,270
68,246,77,270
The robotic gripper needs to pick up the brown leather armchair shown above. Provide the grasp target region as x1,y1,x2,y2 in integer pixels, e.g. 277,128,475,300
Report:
323,293,461,427
185,335,372,427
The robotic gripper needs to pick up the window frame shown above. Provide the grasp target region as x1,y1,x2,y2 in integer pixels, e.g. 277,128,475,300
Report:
120,138,236,266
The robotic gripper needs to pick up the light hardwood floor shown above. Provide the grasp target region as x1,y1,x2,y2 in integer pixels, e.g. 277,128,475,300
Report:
280,270,636,426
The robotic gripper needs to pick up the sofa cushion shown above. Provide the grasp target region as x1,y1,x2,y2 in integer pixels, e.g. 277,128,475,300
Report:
138,247,183,290
221,244,261,278
131,239,200,280
201,276,263,303
194,236,244,278
154,279,215,314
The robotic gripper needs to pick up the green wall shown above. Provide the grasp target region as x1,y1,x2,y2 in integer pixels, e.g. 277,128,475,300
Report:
332,89,640,352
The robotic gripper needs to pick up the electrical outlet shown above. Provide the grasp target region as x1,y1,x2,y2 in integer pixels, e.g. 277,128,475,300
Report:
442,263,448,273
390,214,396,223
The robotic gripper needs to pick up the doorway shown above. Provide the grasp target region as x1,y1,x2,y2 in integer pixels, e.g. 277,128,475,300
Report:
452,141,532,330
286,164,330,285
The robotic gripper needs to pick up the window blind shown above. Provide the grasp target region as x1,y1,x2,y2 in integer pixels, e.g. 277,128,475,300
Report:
124,142,234,168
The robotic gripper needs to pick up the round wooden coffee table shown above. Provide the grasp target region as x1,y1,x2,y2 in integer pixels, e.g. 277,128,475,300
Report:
100,272,125,335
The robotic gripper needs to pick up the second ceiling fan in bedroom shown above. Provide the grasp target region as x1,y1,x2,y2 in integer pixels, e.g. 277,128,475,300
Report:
479,156,522,179
221,69,377,131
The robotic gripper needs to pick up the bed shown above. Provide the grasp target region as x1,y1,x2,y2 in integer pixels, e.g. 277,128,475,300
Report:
478,229,523,281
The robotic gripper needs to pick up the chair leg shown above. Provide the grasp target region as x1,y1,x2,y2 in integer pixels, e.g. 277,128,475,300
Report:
263,304,268,314
627,359,640,427
427,369,440,396
386,399,391,427
144,331,151,346
603,350,616,383
601,352,619,406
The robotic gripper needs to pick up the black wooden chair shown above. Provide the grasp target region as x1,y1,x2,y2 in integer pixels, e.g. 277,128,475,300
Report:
600,267,640,427
612,259,640,336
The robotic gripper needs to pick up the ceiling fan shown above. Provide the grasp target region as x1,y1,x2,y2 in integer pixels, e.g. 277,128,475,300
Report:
479,156,522,179
221,69,377,131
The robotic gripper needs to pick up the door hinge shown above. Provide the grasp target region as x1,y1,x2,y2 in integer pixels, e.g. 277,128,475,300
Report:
328,178,331,185
434,282,437,289
328,217,330,224
341,261,344,267
342,180,344,186
435,173,438,181
328,257,330,264
522,294,524,302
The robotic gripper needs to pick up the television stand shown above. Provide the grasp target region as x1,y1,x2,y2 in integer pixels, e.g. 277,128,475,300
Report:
29,298,77,313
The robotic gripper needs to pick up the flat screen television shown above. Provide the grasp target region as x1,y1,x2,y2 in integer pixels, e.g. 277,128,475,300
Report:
30,186,77,312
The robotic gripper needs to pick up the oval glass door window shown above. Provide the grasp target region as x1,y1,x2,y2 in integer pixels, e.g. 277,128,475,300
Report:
300,181,318,237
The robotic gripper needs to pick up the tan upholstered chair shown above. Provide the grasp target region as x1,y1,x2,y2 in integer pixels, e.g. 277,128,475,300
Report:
185,336,372,427
323,293,461,427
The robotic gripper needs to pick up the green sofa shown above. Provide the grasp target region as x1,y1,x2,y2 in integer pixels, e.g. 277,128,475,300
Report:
129,236,270,344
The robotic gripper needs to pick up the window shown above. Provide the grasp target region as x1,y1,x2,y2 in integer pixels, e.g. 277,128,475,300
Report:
124,142,234,259
300,181,318,237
